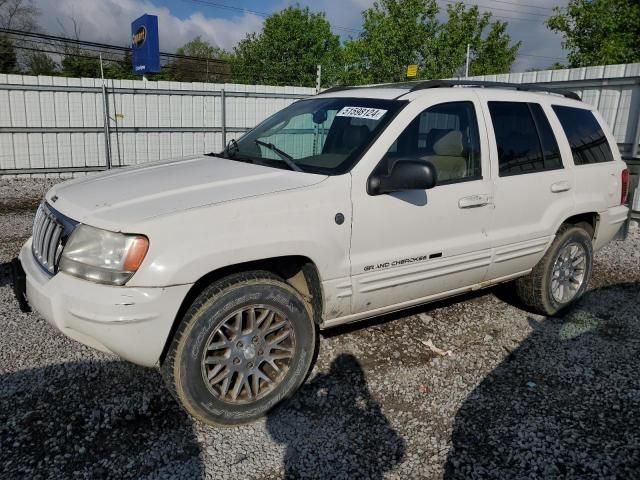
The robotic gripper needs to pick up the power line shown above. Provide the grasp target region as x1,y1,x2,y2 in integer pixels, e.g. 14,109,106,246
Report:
517,52,565,60
449,0,553,18
185,0,553,31
0,28,229,63
2,8,565,80
437,0,549,23
6,34,566,69
4,44,116,61
182,0,269,18
480,0,556,11
178,0,555,54
183,0,363,33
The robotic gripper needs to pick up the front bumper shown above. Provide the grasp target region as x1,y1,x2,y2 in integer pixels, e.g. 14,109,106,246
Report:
18,238,192,367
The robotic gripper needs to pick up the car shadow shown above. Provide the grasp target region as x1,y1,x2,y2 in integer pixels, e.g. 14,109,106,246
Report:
444,282,640,478
0,360,203,479
0,262,14,289
266,353,406,479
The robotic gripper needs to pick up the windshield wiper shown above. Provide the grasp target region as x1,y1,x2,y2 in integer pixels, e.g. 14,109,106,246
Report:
207,139,256,165
220,138,240,158
254,140,303,172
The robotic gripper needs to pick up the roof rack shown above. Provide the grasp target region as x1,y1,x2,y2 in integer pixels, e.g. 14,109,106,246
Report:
321,85,356,94
321,80,581,101
409,79,581,100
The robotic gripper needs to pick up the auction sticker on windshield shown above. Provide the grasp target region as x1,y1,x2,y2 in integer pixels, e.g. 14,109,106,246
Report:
336,106,387,120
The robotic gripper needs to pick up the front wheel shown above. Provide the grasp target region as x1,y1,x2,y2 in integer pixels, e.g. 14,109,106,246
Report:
515,224,593,316
161,271,317,426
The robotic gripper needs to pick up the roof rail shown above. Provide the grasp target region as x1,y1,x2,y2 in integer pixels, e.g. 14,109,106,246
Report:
408,79,581,101
320,85,356,94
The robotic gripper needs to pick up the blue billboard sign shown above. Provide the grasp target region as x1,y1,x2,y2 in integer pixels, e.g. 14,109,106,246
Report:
131,14,160,74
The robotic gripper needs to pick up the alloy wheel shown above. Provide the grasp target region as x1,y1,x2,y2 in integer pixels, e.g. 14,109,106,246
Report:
201,305,296,404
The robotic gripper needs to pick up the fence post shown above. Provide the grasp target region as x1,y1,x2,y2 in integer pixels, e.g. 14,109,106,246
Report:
99,54,112,169
316,64,322,94
221,88,227,148
632,110,640,158
465,44,470,78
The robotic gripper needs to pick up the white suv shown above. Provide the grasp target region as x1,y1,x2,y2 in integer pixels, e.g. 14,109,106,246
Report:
13,80,630,425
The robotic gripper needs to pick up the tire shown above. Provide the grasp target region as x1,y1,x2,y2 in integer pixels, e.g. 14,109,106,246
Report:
515,224,593,316
161,271,317,426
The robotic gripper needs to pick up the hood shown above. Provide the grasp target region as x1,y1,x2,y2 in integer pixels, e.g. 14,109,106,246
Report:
46,155,327,230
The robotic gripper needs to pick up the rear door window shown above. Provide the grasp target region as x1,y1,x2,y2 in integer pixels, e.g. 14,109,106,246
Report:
488,101,562,176
489,102,562,177
551,105,613,165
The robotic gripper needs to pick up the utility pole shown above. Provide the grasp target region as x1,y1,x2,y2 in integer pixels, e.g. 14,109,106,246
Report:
465,44,470,78
316,64,322,94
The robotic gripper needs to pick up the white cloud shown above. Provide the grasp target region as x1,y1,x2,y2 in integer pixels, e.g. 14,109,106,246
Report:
496,0,568,71
313,0,374,37
35,0,263,52
33,0,568,72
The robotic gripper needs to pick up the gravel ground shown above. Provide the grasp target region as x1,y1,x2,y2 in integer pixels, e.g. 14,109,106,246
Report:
1,177,639,479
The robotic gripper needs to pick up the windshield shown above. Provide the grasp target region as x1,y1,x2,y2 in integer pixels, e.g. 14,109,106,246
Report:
222,97,406,175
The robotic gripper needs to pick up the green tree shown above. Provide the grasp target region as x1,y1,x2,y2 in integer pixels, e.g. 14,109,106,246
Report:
0,34,18,73
26,52,57,75
546,62,566,71
152,62,179,81
341,0,439,84
103,49,138,80
341,0,520,84
231,6,341,86
429,3,520,78
176,36,228,58
547,0,640,67
174,36,231,82
60,46,100,78
1,1,40,73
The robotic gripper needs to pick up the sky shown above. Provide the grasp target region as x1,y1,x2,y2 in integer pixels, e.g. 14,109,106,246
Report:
33,0,569,72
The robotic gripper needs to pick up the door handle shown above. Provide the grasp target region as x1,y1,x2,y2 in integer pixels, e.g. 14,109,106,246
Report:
458,194,491,209
550,181,572,193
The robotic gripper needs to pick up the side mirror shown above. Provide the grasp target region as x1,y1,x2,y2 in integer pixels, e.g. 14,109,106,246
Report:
312,109,328,124
367,159,438,196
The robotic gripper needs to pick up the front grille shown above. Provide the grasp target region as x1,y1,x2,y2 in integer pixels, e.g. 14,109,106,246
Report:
32,203,64,274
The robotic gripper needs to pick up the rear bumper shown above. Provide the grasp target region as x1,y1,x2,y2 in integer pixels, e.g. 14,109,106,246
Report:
594,205,630,250
19,238,192,367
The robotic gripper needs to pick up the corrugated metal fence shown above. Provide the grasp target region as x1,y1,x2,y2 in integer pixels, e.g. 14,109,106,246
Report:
0,74,314,175
1,63,639,176
464,63,640,159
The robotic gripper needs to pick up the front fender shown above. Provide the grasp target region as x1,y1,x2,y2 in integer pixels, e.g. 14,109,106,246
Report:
126,175,352,287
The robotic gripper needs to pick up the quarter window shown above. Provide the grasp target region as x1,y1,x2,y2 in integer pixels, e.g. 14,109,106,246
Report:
552,105,613,165
385,101,481,184
530,104,562,170
488,101,562,176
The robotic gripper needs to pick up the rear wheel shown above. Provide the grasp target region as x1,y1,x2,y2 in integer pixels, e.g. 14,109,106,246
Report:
161,271,316,426
515,224,593,315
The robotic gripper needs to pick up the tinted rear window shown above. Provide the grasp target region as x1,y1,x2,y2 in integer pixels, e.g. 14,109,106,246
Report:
552,105,613,165
489,101,562,176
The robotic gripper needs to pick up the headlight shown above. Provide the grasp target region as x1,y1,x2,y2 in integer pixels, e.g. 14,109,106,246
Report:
59,225,149,285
